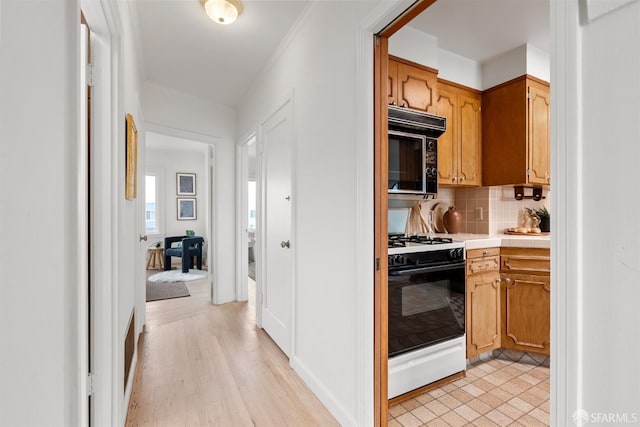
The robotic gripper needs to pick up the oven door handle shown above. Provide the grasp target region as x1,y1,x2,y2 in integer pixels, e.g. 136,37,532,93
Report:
388,261,466,276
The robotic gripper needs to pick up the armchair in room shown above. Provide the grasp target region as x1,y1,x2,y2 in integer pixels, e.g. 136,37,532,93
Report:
164,235,205,273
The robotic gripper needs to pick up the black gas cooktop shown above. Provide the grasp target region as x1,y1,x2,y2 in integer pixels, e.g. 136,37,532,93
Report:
388,234,454,248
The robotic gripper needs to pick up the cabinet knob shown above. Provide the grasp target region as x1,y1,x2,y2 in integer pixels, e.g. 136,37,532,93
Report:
452,176,457,182
390,101,397,106
504,277,512,284
483,250,488,256
459,176,466,182
401,103,407,108
496,278,502,283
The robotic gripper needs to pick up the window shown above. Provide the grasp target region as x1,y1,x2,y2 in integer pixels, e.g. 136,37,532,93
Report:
145,170,164,235
248,180,256,230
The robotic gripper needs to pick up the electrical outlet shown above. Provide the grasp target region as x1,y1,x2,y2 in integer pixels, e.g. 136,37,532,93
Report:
475,207,483,221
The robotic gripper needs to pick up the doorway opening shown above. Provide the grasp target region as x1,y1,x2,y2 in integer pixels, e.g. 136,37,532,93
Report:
237,134,257,305
142,132,214,313
373,1,552,425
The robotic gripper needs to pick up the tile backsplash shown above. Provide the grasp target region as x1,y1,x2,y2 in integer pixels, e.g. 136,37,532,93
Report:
455,186,550,234
389,186,549,235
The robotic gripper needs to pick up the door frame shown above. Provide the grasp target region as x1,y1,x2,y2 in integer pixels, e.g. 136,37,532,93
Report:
256,92,296,352
357,1,438,424
235,133,257,303
80,1,119,425
144,123,220,304
362,1,569,425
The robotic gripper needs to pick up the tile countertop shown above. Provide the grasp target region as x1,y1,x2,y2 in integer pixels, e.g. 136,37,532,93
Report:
447,233,551,250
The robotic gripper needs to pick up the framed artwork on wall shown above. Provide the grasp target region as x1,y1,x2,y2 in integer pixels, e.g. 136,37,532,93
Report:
177,198,197,220
125,114,138,200
176,172,196,196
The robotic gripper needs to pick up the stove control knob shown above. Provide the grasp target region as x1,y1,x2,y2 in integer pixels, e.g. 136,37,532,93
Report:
427,140,435,150
395,255,404,264
449,248,464,261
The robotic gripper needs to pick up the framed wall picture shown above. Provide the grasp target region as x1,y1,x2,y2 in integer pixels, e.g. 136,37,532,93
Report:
177,198,197,220
125,114,138,200
176,172,196,196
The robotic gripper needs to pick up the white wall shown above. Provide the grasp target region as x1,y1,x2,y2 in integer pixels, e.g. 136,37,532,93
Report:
438,48,482,90
389,25,483,90
0,1,79,425
481,44,528,89
237,2,381,425
574,0,640,418
112,1,148,423
142,82,237,303
388,25,438,67
482,43,550,89
146,141,207,242
526,43,550,84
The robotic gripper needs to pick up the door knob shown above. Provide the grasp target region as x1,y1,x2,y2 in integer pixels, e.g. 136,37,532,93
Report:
139,235,148,242
280,240,290,248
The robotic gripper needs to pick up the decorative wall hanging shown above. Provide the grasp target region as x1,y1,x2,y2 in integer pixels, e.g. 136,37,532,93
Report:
177,198,197,220
125,114,138,200
176,172,196,196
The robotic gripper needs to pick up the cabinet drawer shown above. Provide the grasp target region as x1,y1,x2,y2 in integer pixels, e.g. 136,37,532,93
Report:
467,247,500,259
467,256,500,276
501,256,550,274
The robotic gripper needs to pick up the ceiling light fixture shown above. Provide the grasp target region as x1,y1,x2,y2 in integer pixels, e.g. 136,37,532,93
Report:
201,0,243,25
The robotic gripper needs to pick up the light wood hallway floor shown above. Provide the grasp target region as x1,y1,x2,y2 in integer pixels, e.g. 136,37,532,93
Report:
126,277,338,426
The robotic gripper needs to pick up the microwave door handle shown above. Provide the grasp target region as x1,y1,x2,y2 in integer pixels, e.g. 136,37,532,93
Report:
388,261,466,276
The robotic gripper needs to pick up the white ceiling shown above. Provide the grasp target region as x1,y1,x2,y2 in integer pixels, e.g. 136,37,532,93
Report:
134,0,548,108
407,0,549,63
135,0,311,107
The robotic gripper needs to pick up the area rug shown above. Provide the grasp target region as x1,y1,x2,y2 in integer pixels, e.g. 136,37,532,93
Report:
148,269,207,283
146,281,190,302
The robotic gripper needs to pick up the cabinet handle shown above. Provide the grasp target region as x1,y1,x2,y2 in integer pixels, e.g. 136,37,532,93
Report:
401,103,407,108
459,176,466,182
496,278,502,283
452,176,457,182
390,101,397,106
504,277,512,284
483,250,488,256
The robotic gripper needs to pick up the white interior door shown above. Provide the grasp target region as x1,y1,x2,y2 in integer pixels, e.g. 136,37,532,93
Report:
261,100,293,357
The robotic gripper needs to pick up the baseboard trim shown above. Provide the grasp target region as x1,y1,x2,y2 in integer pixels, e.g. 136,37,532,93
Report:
290,356,357,427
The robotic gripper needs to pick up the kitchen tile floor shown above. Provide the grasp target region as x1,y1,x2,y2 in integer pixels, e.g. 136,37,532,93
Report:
388,358,550,426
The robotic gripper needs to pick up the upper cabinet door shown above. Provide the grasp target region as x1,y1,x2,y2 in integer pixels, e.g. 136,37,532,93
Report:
397,63,438,114
527,83,551,185
436,86,458,185
458,93,482,186
388,59,398,106
437,80,482,187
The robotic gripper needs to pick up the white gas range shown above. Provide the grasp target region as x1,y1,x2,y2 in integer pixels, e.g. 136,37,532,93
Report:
387,233,467,399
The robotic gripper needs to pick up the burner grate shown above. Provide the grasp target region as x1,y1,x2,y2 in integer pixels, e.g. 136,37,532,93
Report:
387,235,453,248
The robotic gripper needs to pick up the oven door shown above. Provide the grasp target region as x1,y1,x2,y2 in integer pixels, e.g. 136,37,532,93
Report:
388,130,426,194
388,261,466,357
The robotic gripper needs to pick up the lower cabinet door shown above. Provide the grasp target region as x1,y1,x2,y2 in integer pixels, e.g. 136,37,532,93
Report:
501,273,551,355
466,272,501,358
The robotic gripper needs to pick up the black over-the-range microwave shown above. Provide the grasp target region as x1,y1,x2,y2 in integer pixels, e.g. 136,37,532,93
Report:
387,105,446,197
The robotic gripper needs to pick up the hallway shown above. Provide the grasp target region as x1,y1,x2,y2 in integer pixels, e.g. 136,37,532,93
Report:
126,279,338,426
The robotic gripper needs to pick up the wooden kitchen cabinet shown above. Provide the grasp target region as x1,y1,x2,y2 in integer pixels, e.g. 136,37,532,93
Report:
388,56,438,114
437,80,482,187
466,248,501,358
500,248,551,355
482,75,550,186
